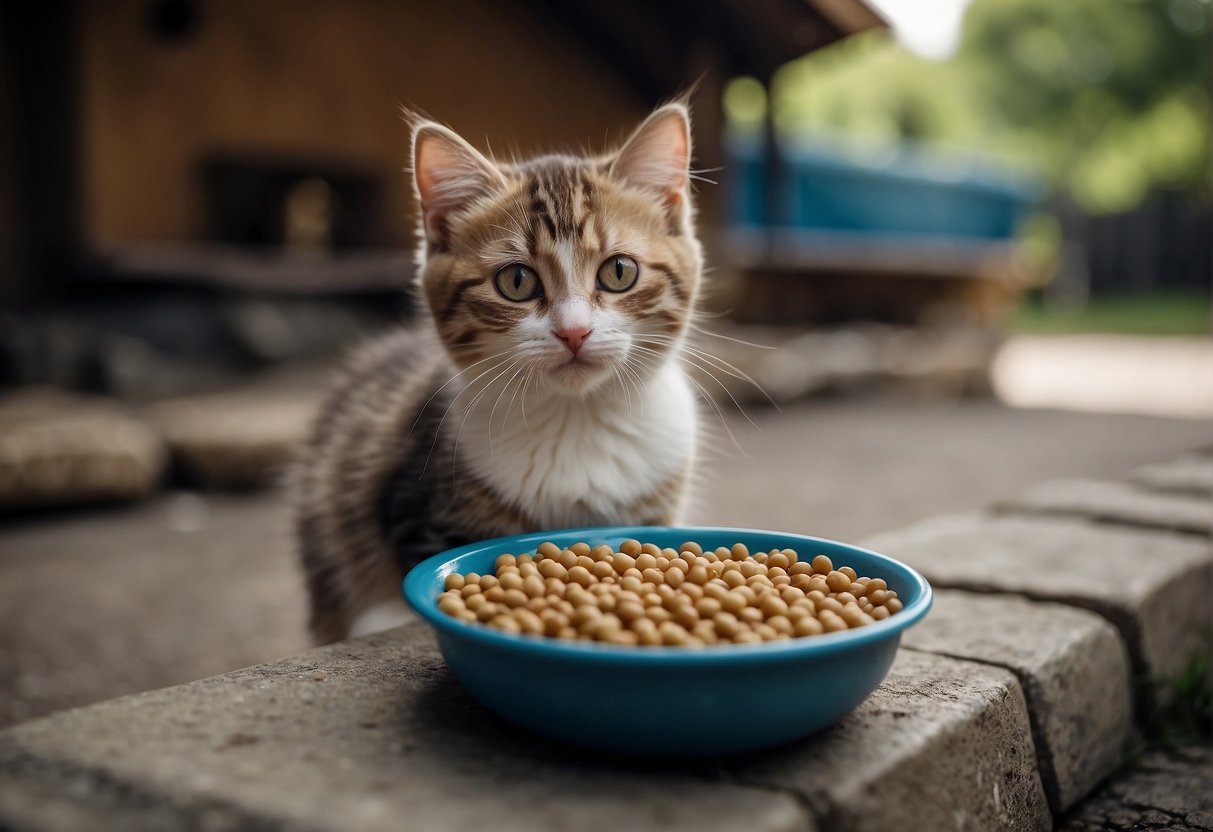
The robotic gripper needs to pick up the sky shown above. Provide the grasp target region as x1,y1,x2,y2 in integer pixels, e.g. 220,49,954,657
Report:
865,0,977,59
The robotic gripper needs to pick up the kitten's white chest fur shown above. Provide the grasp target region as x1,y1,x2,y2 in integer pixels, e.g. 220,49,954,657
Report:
459,360,696,529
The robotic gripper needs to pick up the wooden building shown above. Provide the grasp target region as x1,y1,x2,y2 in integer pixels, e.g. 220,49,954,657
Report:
0,0,882,308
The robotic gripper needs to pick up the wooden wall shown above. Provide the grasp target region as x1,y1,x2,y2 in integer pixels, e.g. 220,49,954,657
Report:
80,0,649,247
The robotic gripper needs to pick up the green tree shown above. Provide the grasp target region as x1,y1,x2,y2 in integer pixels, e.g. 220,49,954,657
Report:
960,0,1210,212
771,0,1211,214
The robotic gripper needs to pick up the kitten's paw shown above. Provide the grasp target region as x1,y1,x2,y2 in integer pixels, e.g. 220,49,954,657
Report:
348,600,417,639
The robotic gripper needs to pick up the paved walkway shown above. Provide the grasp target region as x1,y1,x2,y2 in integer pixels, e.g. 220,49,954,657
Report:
0,441,1209,829
1061,745,1213,831
992,334,1213,420
1,399,1208,727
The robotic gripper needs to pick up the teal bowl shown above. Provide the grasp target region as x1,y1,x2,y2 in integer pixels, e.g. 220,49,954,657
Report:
403,526,932,755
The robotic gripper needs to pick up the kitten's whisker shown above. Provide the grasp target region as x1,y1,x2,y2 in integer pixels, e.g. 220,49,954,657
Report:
617,360,648,418
688,306,733,320
616,356,648,413
635,338,763,431
677,356,763,432
452,356,522,471
689,324,777,351
501,360,532,437
680,343,766,388
490,360,530,451
637,335,779,410
416,353,516,479
407,349,512,439
624,345,675,412
609,363,633,411
678,365,749,458
519,367,534,435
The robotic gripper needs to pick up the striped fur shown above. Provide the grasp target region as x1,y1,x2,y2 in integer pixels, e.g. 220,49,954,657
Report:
291,104,703,643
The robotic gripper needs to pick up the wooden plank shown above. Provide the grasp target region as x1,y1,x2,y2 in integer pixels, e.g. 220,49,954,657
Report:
95,242,414,294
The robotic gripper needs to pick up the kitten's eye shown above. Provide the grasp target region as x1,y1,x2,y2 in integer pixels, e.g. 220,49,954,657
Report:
494,264,542,302
597,255,639,293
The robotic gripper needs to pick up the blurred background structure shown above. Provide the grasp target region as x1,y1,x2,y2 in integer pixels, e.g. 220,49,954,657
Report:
1,0,885,399
0,0,1209,727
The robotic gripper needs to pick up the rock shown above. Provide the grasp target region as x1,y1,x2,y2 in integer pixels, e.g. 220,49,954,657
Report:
863,514,1213,681
1130,454,1213,497
902,589,1133,811
0,388,166,510
146,390,320,490
998,478,1211,536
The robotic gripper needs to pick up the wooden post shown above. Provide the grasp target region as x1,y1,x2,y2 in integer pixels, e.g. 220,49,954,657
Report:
686,40,727,236
0,0,83,310
762,70,781,233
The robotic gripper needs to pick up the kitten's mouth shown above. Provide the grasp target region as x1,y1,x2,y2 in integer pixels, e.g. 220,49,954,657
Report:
550,354,610,384
556,355,600,372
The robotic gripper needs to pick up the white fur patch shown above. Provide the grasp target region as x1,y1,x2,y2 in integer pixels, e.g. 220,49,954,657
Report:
459,359,696,529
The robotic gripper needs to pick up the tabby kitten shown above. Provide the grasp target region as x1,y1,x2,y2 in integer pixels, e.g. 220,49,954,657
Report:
292,103,703,643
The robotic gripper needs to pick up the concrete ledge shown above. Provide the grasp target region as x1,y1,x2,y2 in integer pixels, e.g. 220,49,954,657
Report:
902,589,1133,812
997,477,1211,536
727,649,1051,832
863,513,1213,682
0,627,1053,832
0,627,808,832
4,453,1208,831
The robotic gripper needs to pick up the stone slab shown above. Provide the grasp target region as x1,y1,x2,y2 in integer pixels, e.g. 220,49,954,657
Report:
725,649,1051,832
0,626,1051,832
998,477,1211,536
863,513,1213,681
145,391,318,490
0,626,812,832
902,589,1134,812
0,389,166,510
1130,454,1213,497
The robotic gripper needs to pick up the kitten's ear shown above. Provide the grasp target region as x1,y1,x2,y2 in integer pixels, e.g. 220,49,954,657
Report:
412,122,506,246
609,103,692,210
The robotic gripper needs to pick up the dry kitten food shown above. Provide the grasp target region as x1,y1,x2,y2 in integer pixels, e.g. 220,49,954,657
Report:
436,540,904,646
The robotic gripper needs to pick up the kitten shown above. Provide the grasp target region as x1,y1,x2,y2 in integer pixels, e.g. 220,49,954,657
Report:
291,103,703,643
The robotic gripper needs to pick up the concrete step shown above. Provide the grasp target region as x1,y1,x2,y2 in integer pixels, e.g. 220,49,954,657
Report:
0,628,1050,832
3,452,1209,831
863,513,1212,683
996,477,1211,537
901,589,1133,813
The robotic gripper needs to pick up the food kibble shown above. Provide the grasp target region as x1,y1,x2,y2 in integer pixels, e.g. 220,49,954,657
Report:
435,540,904,646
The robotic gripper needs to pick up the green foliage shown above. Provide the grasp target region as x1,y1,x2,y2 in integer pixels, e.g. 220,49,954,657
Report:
1144,654,1212,748
771,0,1211,214
1010,291,1212,335
773,32,985,148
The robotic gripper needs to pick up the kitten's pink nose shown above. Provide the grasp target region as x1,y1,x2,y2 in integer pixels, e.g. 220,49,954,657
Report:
554,326,591,356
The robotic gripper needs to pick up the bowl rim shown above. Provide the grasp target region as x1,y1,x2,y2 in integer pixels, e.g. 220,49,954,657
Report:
403,525,932,665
